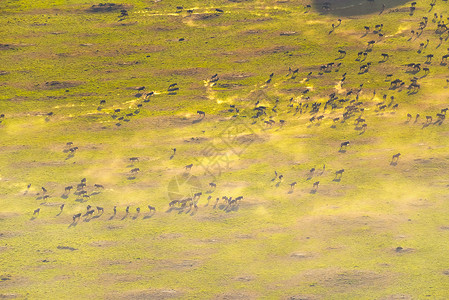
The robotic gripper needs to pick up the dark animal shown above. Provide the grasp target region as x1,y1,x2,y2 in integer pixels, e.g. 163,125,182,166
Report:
73,213,81,222
340,141,350,149
33,208,40,215
94,184,104,189
129,157,139,162
130,168,140,173
96,206,104,214
335,169,345,177
148,205,156,212
185,164,193,170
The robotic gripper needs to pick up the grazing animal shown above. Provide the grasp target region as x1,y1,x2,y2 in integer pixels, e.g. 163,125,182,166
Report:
126,206,130,214
209,182,216,189
33,208,40,215
129,157,139,162
290,182,297,189
73,213,81,222
169,200,179,207
130,168,140,173
313,181,320,189
94,184,104,189
86,205,92,211
335,169,345,177
185,164,193,170
42,187,47,193
197,110,205,118
65,186,73,192
96,206,104,214
426,116,432,123
113,206,117,215
340,141,350,149
136,207,140,213
392,153,401,162
86,209,95,217
148,205,156,212
81,178,86,183
60,204,65,211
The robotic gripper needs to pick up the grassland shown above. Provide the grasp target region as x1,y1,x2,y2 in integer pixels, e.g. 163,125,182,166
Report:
2,0,449,299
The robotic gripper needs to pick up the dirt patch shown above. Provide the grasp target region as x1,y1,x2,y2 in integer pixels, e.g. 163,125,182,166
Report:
57,245,78,251
392,247,415,254
381,295,412,300
89,240,117,247
0,294,20,299
284,295,321,300
106,289,181,300
234,275,255,282
189,13,220,21
214,291,259,300
153,259,200,271
87,3,126,13
36,81,82,90
256,45,298,55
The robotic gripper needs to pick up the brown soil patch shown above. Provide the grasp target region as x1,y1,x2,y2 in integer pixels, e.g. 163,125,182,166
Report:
87,3,126,13
284,295,321,300
381,295,412,300
189,13,221,21
214,291,259,300
36,81,82,90
106,289,181,300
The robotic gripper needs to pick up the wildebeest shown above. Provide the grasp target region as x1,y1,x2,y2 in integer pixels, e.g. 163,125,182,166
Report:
94,184,104,189
42,187,47,193
129,157,139,162
169,200,179,207
136,207,140,213
209,182,216,189
313,181,320,189
73,213,81,222
148,205,156,212
126,206,130,213
426,116,432,123
185,164,193,170
113,206,117,215
290,182,297,190
81,178,86,183
96,206,104,214
65,186,73,192
392,153,401,162
60,204,65,212
86,209,95,217
340,141,350,149
86,205,92,211
197,110,205,118
33,208,40,215
130,168,140,173
335,169,345,178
